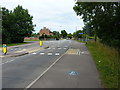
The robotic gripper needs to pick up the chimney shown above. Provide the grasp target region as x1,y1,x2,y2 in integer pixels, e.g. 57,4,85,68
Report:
44,27,46,30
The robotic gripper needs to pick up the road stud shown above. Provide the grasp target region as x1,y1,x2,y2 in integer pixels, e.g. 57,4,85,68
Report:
40,41,43,47
3,44,7,55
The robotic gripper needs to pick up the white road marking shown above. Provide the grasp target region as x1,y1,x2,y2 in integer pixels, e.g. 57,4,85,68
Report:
78,51,81,55
48,48,51,49
1,59,15,65
48,53,52,56
0,56,4,58
32,53,37,55
25,53,65,89
40,53,45,55
55,53,60,56
64,48,67,49
81,52,84,54
77,49,80,55
58,48,61,49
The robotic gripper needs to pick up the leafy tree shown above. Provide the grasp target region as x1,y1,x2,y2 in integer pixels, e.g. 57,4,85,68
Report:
73,30,83,39
73,2,120,48
53,31,60,39
61,30,67,38
67,33,72,39
11,5,35,43
2,5,35,43
2,7,12,44
32,32,39,37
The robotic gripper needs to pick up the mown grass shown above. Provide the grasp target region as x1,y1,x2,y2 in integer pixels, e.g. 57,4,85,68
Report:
0,42,30,47
77,40,86,43
86,41,119,88
24,39,40,41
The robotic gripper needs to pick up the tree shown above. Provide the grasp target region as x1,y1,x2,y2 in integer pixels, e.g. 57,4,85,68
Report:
53,31,60,39
2,7,12,44
32,32,39,37
73,30,83,39
11,5,35,43
61,30,67,38
2,5,35,43
67,33,72,39
73,2,120,48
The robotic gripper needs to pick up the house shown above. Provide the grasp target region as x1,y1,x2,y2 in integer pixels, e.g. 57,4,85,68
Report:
40,27,53,36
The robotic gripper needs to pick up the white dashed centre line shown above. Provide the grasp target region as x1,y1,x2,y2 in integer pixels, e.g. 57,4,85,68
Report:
32,53,37,55
64,48,67,49
40,53,45,55
58,48,61,49
48,53,52,56
55,53,60,56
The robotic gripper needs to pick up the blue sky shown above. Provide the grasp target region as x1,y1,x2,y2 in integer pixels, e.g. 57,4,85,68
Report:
1,0,84,34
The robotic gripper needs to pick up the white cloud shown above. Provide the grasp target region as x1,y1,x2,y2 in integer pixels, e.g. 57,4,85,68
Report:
1,0,84,33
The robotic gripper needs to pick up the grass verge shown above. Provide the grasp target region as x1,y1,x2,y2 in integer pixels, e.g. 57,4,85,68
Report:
86,41,119,88
24,39,40,41
0,42,30,47
77,40,86,43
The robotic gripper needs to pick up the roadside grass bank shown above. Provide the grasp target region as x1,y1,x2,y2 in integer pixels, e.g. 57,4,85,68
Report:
86,41,119,88
76,40,86,43
24,39,57,41
0,42,31,47
24,39,40,41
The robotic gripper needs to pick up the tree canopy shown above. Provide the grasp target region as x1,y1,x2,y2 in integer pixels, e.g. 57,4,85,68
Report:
61,30,67,38
73,2,120,48
2,5,35,44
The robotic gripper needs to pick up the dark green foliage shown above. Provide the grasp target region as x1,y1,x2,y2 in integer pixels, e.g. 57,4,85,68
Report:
53,31,60,39
73,30,83,39
67,33,72,39
32,32,39,37
73,2,120,48
2,5,35,44
61,30,67,38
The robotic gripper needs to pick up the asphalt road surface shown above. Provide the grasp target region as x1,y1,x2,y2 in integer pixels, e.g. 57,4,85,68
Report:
2,40,102,88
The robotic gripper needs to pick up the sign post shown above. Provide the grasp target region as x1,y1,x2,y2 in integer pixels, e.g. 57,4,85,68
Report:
40,41,43,47
3,44,7,55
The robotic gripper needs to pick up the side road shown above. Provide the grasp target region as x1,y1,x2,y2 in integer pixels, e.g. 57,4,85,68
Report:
28,41,103,88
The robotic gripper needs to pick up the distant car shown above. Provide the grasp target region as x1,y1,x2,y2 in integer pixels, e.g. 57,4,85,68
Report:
56,38,59,40
66,38,70,40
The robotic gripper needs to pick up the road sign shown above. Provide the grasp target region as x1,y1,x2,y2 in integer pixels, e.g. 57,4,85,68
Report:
79,33,83,34
40,41,42,47
3,44,7,55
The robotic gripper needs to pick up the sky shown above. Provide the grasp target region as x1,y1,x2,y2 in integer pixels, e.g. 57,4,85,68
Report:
1,0,84,34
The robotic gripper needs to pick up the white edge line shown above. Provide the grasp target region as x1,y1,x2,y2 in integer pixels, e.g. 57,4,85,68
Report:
25,53,65,89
